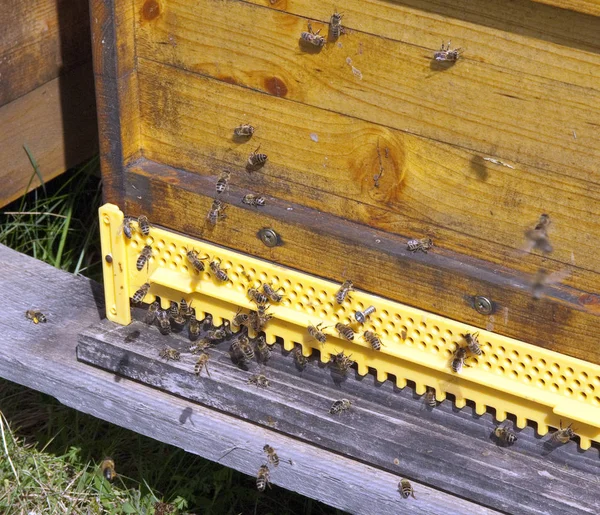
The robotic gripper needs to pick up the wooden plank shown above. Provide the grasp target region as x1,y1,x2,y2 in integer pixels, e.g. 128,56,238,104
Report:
125,159,600,365
134,0,600,185
137,58,600,288
0,0,91,105
0,243,503,515
0,63,98,208
529,0,600,16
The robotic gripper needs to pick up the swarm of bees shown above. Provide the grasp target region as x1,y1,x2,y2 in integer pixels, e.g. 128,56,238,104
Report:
25,310,47,324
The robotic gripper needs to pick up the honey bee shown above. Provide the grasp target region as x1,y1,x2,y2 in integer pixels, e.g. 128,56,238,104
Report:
248,306,273,333
424,387,437,408
451,346,468,373
398,479,416,499
137,215,150,236
156,310,172,335
231,335,254,363
209,258,229,282
118,216,134,239
207,199,227,226
307,322,328,344
248,287,268,305
462,332,482,355
159,346,180,361
232,308,249,328
246,145,268,172
136,245,153,271
168,300,180,319
329,398,352,415
300,21,326,47
255,336,272,363
207,327,227,341
25,310,47,324
262,283,283,302
145,301,160,324
407,238,433,253
524,214,552,254
263,444,279,467
202,313,214,331
153,502,176,515
434,41,462,62
179,299,194,320
248,373,270,388
100,458,116,481
531,268,570,300
335,280,354,304
234,124,255,138
215,170,231,194
170,311,186,331
294,346,308,369
551,421,577,444
330,350,354,374
256,464,271,491
335,322,355,341
185,248,208,273
363,330,383,350
329,11,344,40
242,194,266,207
494,424,518,446
132,282,151,303
194,352,211,377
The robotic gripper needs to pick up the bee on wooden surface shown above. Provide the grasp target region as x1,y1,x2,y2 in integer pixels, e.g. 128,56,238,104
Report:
233,308,250,328
494,424,518,446
189,339,211,354
424,387,437,408
117,216,134,239
100,457,116,481
407,238,433,253
330,350,354,374
246,145,268,172
262,283,283,302
307,322,328,345
249,373,270,388
329,11,344,40
451,346,468,373
363,330,383,350
202,313,214,331
263,444,279,467
221,319,234,337
185,248,208,273
242,194,266,207
156,310,172,335
531,268,570,300
234,123,255,138
398,479,416,499
462,332,482,356
434,41,462,62
524,213,552,254
256,464,271,491
231,335,254,363
300,21,326,47
132,282,151,303
209,258,229,282
255,336,272,363
335,322,355,341
25,310,47,324
207,327,227,341
189,316,201,340
159,346,180,361
215,170,231,194
145,301,160,325
137,215,151,236
194,352,211,377
248,286,268,306
136,244,153,271
335,280,354,305
329,398,352,415
551,421,577,444
179,299,194,320
207,199,227,226
294,346,308,369
170,311,186,331
168,301,180,319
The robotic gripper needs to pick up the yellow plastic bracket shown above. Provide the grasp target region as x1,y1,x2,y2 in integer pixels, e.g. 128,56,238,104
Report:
99,203,600,449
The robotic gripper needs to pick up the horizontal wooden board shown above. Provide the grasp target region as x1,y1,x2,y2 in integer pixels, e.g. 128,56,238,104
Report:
134,0,600,186
137,58,600,292
529,0,600,16
123,158,600,364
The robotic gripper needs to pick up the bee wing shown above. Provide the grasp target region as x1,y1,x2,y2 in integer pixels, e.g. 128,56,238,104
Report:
544,268,571,285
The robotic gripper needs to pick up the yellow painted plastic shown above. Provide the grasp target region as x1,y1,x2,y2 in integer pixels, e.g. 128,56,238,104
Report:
99,203,600,449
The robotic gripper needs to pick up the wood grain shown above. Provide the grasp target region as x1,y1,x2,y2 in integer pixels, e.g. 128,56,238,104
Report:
134,0,600,184
0,63,98,208
529,0,600,16
125,159,600,364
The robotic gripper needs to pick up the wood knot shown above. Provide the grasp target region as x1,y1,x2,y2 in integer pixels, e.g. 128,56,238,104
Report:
264,77,288,97
578,294,600,312
142,0,160,21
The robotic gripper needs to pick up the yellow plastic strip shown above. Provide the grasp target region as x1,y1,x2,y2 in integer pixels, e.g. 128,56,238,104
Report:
99,203,600,449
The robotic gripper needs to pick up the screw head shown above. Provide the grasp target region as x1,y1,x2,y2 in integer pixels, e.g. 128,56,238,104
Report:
355,311,366,323
474,296,494,315
258,228,281,247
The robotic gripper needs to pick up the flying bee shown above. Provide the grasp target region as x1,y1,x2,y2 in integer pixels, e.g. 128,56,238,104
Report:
531,268,570,300
300,21,326,47
462,332,482,355
248,286,268,306
451,346,468,373
159,346,180,361
25,310,47,324
194,352,211,377
551,421,577,444
524,213,552,253
434,41,462,62
207,199,227,226
246,145,268,172
234,123,255,138
118,216,134,239
335,280,354,304
242,194,266,207
307,322,328,344
262,283,283,302
185,248,208,273
137,215,150,236
335,322,355,341
329,11,344,40
132,282,151,303
209,258,229,282
407,238,433,253
145,301,160,324
398,479,416,499
256,464,271,492
232,308,249,328
494,424,518,446
424,387,437,408
156,310,172,335
255,336,272,363
294,346,308,369
363,330,383,350
263,444,279,467
136,245,153,271
100,458,116,481
329,398,352,415
248,373,270,388
330,350,354,374
215,170,231,194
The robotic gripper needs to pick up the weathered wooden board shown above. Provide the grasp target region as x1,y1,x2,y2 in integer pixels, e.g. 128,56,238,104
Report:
0,244,504,515
529,0,600,16
125,159,600,365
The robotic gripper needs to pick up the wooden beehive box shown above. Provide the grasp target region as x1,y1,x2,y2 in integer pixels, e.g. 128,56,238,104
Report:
91,0,600,366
